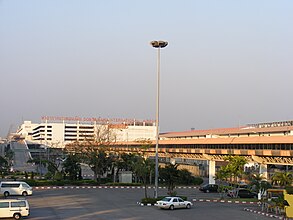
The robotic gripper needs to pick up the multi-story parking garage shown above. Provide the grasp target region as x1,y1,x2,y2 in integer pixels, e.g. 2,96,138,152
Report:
16,116,156,148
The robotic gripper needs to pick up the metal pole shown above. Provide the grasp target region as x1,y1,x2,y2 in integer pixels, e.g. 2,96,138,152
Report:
150,40,168,198
154,47,161,198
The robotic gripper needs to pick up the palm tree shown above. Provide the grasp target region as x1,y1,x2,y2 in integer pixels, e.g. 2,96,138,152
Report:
132,156,154,198
215,169,230,199
249,173,271,198
271,172,293,187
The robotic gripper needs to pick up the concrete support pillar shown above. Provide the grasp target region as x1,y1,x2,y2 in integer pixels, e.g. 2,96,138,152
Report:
208,160,216,184
259,164,268,180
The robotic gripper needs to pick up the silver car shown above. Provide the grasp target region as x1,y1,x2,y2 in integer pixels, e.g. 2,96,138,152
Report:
155,197,193,210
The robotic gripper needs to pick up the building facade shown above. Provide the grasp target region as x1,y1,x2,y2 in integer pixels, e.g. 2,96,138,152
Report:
16,116,156,148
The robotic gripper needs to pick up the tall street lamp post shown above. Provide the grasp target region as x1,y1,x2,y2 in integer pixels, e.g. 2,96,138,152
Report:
150,40,168,198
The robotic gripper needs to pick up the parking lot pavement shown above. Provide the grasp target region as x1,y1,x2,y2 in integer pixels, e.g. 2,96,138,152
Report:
12,187,273,220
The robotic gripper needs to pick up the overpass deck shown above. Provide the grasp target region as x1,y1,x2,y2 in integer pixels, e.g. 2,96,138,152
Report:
111,136,293,165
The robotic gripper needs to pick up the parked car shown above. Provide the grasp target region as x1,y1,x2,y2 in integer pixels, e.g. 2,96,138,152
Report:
155,197,193,210
227,188,257,198
199,184,219,193
0,181,33,197
0,199,30,219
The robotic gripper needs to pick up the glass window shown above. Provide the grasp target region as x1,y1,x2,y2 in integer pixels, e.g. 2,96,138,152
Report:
11,201,26,207
0,202,9,208
1,183,20,188
22,183,30,188
162,197,171,202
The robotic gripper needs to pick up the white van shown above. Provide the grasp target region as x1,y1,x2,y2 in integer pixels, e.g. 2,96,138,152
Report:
0,181,33,197
0,199,29,219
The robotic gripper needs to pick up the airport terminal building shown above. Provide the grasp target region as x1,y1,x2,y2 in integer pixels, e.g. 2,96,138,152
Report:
16,116,156,148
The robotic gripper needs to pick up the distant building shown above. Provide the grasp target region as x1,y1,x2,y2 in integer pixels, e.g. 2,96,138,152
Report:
160,120,293,140
16,116,156,148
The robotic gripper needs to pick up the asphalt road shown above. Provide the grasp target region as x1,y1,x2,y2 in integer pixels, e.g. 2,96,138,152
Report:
1,187,274,220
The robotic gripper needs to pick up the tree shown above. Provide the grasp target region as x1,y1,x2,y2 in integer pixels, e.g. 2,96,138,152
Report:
65,125,116,183
113,153,137,182
215,168,230,199
222,155,248,184
0,156,9,178
27,158,47,175
215,155,248,198
271,172,293,187
249,173,271,198
132,156,154,198
85,148,112,182
177,169,196,185
62,154,81,181
159,163,179,195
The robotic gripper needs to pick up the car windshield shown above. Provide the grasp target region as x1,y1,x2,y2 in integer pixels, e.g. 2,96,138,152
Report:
161,197,172,202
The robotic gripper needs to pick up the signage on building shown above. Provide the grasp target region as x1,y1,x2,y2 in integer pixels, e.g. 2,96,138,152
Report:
41,116,155,124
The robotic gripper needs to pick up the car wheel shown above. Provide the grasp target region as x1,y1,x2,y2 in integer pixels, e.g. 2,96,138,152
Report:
169,205,174,210
4,191,9,197
22,191,28,196
186,204,191,209
13,213,21,220
206,190,210,193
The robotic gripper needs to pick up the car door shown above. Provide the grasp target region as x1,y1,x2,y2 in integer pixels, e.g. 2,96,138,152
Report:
239,189,249,198
172,198,180,209
211,185,217,192
178,198,185,208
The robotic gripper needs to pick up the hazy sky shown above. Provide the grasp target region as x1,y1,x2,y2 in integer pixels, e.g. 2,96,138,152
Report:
1,0,293,138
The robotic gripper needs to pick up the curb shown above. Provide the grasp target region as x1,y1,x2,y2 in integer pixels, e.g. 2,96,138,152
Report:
33,186,199,190
137,202,155,206
192,198,259,205
34,186,146,190
243,208,284,219
34,186,156,190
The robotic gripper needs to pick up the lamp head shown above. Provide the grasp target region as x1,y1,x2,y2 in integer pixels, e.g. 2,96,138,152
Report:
150,40,168,48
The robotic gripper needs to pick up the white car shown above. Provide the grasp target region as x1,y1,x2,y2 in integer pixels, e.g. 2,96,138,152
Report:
155,197,193,210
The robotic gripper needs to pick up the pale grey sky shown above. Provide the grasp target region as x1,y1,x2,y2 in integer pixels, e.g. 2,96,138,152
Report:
0,0,293,138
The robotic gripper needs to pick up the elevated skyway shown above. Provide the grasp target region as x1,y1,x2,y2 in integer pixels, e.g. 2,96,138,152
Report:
110,135,293,184
111,135,293,165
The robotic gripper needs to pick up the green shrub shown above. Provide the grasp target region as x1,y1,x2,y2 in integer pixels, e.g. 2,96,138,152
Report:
141,197,158,205
98,177,113,184
193,177,204,185
53,172,63,181
105,182,142,186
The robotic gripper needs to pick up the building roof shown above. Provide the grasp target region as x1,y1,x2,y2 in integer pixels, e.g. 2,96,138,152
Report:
158,136,293,145
160,125,293,138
